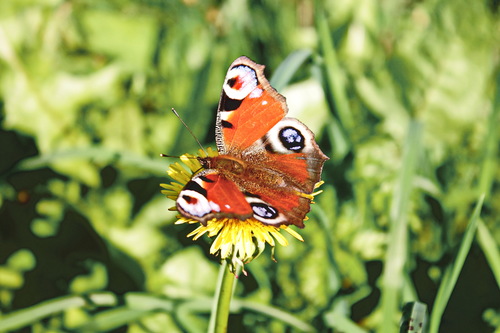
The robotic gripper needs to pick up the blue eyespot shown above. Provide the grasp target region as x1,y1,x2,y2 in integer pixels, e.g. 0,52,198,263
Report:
279,126,304,152
251,202,278,219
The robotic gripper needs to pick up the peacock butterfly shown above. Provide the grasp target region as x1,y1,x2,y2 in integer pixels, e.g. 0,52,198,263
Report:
176,56,328,228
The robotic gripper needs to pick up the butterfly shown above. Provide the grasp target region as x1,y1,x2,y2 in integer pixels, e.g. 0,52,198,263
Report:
176,56,328,228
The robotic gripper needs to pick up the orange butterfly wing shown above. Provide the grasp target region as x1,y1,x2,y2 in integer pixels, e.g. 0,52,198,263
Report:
215,57,287,154
177,172,253,224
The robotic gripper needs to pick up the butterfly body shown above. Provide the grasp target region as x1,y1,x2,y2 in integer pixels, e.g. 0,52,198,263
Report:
177,56,328,228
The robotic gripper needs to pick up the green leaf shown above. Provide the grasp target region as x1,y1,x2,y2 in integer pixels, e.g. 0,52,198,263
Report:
270,49,312,91
378,120,422,333
428,196,485,333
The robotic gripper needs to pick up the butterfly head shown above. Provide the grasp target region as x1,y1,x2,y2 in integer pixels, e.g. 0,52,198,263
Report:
198,155,246,175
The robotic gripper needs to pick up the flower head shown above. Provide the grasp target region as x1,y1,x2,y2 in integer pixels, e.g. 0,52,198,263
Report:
161,148,312,274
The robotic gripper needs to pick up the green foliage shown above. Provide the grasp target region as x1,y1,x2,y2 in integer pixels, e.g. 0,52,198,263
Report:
1,0,499,332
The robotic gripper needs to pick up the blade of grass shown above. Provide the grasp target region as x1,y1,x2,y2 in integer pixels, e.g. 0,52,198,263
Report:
0,292,118,331
477,221,500,289
378,120,422,333
312,204,342,294
428,196,485,333
478,71,500,197
316,11,353,131
476,71,500,289
3,147,168,177
173,55,213,155
0,296,86,331
0,292,177,332
233,300,315,332
176,298,214,333
270,49,312,91
72,293,176,331
123,292,175,312
316,10,351,161
74,307,150,331
172,295,315,332
324,302,369,333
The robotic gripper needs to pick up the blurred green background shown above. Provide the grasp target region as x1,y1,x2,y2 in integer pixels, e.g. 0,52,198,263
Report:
1,0,499,332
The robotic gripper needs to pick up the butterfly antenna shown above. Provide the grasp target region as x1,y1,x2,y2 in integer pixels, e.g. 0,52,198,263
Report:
160,153,198,159
171,108,207,155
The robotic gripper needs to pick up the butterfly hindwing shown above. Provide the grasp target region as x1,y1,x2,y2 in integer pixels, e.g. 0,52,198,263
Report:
254,117,328,193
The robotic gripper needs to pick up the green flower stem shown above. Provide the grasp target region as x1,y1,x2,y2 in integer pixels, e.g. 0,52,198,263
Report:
208,261,236,333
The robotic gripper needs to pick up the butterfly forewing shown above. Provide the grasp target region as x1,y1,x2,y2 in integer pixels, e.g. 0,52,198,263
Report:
177,171,253,224
216,57,287,154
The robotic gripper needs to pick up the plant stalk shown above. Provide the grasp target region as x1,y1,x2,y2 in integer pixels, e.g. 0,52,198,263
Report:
208,261,236,333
